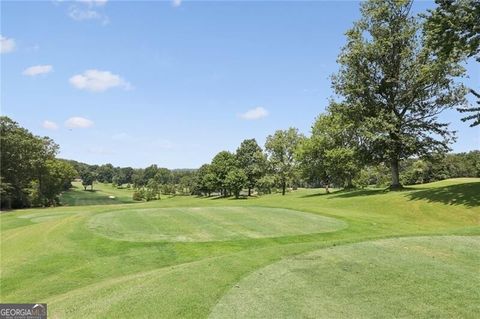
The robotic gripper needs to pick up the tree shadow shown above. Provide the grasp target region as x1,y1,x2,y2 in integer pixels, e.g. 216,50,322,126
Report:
406,182,480,208
327,188,390,199
301,189,343,198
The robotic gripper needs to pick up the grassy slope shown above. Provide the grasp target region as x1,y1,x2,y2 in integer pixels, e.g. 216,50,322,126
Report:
0,178,479,318
60,182,135,206
211,236,480,319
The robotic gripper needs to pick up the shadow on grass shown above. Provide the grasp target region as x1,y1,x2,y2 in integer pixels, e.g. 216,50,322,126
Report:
301,189,343,198
304,186,416,199
406,182,480,208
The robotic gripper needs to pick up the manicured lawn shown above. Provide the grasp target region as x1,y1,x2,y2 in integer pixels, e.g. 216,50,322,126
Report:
1,178,479,318
87,206,346,242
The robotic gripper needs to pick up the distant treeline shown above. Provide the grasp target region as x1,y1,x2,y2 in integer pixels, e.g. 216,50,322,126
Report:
1,115,479,209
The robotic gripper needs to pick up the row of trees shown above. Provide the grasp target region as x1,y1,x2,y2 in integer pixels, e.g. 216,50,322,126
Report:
193,0,480,195
1,117,77,209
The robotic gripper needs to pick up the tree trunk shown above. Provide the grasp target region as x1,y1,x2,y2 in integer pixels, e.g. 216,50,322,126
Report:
282,181,286,196
345,175,353,189
390,158,402,189
248,187,251,196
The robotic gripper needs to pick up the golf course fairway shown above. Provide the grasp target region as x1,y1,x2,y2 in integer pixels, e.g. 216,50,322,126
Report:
1,178,479,318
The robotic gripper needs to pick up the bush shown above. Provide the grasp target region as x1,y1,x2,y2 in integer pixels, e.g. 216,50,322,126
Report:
132,190,145,201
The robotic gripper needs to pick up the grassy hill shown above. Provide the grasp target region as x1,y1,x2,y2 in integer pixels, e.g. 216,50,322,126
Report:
1,178,479,318
60,182,136,206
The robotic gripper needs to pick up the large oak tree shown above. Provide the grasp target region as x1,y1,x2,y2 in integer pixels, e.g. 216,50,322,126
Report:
332,0,466,188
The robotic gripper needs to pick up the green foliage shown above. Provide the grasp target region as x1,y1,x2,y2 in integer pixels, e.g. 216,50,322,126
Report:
210,151,238,196
224,168,248,198
80,171,95,191
256,175,276,195
297,109,362,188
354,164,391,188
236,139,267,195
425,0,480,126
332,0,467,187
265,128,304,195
132,189,145,201
0,116,73,209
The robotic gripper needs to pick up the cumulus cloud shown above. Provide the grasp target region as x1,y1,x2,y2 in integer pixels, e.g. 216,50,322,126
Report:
67,0,109,24
69,69,131,92
42,120,59,130
23,65,53,76
65,117,94,128
172,0,182,7
239,107,269,120
0,35,15,54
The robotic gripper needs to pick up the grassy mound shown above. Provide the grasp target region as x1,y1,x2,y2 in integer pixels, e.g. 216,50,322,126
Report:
87,207,347,242
211,236,480,319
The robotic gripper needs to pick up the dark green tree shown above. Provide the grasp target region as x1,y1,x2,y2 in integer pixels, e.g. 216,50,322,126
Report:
224,168,248,198
265,128,304,195
236,139,267,196
80,171,95,191
210,151,237,196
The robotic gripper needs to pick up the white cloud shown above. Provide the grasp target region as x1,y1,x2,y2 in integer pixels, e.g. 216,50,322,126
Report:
23,65,53,76
76,0,108,6
65,117,94,128
0,35,16,54
42,120,59,130
172,0,182,7
68,0,109,24
68,6,109,24
69,69,131,92
239,107,269,120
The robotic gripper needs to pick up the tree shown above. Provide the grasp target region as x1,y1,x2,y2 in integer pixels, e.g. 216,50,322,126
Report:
1,116,58,208
297,109,362,189
81,171,95,191
155,168,172,185
265,128,303,195
193,164,216,196
236,139,267,196
332,0,466,189
210,151,237,196
425,0,480,126
96,164,114,183
256,175,276,195
224,168,248,198
34,159,77,206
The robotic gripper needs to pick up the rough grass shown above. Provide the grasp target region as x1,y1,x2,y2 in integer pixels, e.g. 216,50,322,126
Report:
1,178,479,318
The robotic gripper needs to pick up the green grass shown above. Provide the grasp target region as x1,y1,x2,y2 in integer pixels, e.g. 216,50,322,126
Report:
1,178,479,318
87,207,346,242
60,182,136,206
211,236,480,319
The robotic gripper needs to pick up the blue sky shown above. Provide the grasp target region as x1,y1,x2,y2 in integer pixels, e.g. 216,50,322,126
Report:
2,0,479,168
